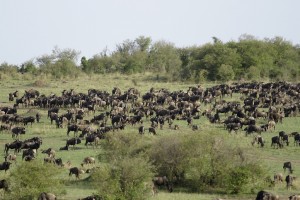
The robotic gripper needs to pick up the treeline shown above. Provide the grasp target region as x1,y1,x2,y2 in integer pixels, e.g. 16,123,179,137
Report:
1,34,300,82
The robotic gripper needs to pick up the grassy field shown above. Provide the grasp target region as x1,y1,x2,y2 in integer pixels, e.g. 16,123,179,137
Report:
0,73,299,199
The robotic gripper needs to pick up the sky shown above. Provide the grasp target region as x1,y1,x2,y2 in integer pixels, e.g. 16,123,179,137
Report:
1,0,300,65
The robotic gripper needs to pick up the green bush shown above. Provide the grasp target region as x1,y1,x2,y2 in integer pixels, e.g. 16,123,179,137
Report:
92,133,154,200
5,160,65,200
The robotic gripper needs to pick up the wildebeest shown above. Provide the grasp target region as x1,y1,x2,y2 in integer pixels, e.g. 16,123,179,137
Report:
22,116,35,126
78,195,99,200
85,134,100,148
66,138,81,149
59,145,69,151
148,127,156,135
251,135,264,147
4,140,23,155
4,154,17,163
289,195,300,200
81,156,95,166
0,161,12,173
69,167,84,179
138,126,145,134
244,125,262,135
286,174,295,190
283,161,293,173
37,192,57,200
67,124,79,137
271,136,283,149
0,179,8,191
152,176,173,193
255,190,279,200
22,149,36,160
42,148,56,158
11,126,26,138
273,173,283,183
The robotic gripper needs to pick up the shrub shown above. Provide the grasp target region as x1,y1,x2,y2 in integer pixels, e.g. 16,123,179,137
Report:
5,160,65,200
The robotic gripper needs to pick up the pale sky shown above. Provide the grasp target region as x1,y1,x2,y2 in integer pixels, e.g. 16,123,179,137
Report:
1,0,299,65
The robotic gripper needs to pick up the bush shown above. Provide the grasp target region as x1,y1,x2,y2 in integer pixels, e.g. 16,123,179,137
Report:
92,133,155,200
4,160,65,200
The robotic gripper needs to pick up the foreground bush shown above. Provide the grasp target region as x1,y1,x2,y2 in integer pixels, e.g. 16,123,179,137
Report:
4,161,65,200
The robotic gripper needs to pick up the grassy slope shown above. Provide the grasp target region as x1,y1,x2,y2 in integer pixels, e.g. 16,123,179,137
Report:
0,73,299,199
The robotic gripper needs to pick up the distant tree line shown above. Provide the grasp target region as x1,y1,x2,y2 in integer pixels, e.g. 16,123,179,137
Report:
1,34,300,82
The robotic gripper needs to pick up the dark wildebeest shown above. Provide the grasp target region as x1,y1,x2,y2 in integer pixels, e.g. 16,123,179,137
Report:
271,136,283,149
255,190,279,200
286,174,295,190
0,161,12,173
67,124,79,137
36,112,41,123
0,179,8,191
152,176,173,193
22,116,35,126
85,134,97,146
66,138,81,149
138,126,145,134
11,126,26,138
4,140,23,155
69,167,84,179
59,145,69,151
22,149,36,160
148,127,156,135
37,192,57,200
283,161,293,173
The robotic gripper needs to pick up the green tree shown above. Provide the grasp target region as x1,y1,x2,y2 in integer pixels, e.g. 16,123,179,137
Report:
217,64,235,81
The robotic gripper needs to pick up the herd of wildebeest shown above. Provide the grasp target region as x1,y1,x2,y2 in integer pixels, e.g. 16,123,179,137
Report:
1,81,300,199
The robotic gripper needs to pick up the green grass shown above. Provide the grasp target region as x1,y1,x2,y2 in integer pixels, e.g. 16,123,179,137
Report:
0,73,300,199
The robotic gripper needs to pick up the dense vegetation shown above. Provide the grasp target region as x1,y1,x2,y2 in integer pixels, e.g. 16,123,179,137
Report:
1,34,300,82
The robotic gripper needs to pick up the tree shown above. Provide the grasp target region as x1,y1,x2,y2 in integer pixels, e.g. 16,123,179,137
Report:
148,40,182,80
217,64,235,81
